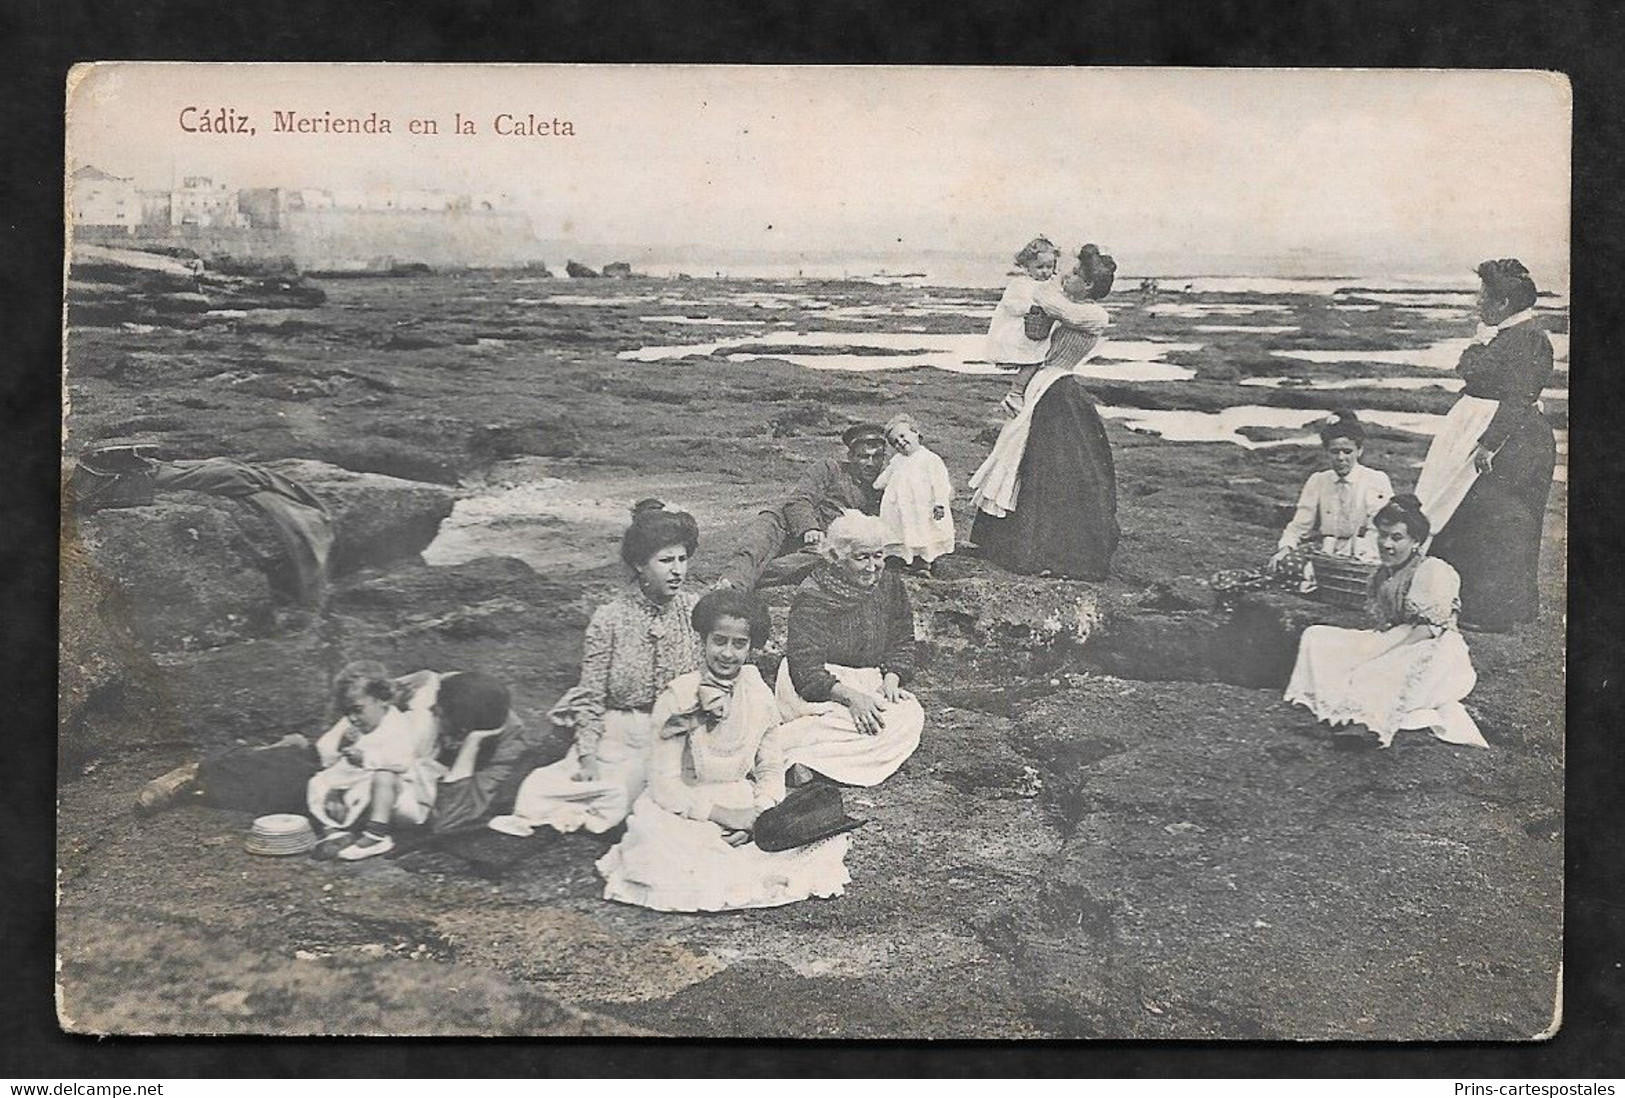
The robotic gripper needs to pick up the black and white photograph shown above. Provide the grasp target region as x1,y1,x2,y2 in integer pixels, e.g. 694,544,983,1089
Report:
57,63,1569,1039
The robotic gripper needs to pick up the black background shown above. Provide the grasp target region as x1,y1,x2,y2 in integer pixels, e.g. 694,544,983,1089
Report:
4,0,1621,1078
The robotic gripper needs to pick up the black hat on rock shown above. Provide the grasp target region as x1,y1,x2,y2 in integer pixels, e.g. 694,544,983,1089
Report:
753,781,866,852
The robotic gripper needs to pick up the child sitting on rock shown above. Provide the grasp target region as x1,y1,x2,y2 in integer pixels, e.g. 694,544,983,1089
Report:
309,669,513,860
875,413,955,574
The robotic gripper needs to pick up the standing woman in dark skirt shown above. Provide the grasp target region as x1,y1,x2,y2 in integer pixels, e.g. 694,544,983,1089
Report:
969,244,1120,580
1414,258,1557,631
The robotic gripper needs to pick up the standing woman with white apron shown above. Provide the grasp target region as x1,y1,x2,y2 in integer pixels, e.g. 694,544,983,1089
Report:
1414,258,1557,632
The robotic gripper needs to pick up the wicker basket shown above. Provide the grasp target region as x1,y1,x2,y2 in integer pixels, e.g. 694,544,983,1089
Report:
1305,550,1378,609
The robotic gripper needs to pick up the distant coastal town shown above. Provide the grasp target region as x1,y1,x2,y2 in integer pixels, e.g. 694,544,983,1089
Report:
69,164,547,270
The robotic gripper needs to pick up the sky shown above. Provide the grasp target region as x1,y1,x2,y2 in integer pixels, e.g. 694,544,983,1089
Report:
67,64,1571,280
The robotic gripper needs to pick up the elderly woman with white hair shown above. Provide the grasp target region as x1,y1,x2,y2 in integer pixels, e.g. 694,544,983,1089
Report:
773,511,925,787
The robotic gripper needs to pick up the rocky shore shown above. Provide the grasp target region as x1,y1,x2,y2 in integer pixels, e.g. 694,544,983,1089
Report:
57,256,1565,1038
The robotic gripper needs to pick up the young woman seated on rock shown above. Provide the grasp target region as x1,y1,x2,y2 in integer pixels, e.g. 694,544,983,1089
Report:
491,500,703,837
772,510,924,788
596,589,852,911
1284,494,1487,752
308,668,516,860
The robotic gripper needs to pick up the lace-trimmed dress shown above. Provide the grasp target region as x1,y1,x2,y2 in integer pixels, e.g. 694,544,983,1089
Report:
1284,554,1486,748
597,666,851,912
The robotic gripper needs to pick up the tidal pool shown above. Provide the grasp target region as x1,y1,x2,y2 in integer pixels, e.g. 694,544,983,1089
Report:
1192,324,1299,334
1271,338,1475,371
1096,404,1454,449
1146,302,1294,318
1271,331,1567,373
638,315,765,326
619,330,1203,377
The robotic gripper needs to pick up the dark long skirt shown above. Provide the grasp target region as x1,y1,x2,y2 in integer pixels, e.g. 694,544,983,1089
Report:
1429,408,1556,630
971,377,1119,580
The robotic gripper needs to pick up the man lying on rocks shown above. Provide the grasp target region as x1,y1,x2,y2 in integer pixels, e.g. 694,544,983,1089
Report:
715,422,890,592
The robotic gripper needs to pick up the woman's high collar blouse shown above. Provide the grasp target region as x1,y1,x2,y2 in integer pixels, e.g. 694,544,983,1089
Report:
1457,318,1554,451
572,586,702,755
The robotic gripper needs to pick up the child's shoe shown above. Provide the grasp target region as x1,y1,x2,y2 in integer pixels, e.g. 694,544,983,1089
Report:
337,831,395,860
311,830,353,860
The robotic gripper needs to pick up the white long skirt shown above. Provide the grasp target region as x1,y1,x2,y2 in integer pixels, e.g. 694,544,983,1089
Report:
772,663,924,786
492,708,652,835
1414,395,1499,532
597,786,851,912
307,758,445,831
1284,624,1486,748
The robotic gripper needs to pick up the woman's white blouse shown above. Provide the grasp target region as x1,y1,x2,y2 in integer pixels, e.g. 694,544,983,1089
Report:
1278,464,1396,557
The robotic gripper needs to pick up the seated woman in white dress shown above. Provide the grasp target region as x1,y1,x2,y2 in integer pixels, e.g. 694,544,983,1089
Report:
773,511,925,787
1284,494,1488,751
597,589,852,911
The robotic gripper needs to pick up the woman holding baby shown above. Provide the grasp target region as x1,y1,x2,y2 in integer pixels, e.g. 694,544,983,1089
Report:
970,241,1121,581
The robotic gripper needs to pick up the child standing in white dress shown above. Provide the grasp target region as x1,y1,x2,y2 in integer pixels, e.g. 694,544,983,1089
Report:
986,236,1060,415
875,413,954,573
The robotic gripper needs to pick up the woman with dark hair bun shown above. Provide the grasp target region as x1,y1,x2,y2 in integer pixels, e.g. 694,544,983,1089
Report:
1285,494,1487,751
495,500,704,836
1414,258,1556,630
1270,410,1394,569
969,243,1120,580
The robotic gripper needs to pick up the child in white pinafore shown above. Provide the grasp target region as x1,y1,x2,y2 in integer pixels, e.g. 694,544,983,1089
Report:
875,413,955,573
985,236,1060,415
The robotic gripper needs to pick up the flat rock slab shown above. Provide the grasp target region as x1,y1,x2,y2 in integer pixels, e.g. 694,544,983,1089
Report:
265,458,455,574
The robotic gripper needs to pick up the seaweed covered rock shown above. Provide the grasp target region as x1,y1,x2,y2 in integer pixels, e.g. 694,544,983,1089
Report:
149,626,333,749
59,528,182,766
73,499,278,652
67,244,326,327
1086,587,1367,689
326,557,593,710
466,416,583,462
907,565,1104,679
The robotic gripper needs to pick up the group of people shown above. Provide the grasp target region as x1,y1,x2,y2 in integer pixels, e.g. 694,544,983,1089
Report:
1261,257,1558,749
293,501,923,913
145,242,1559,909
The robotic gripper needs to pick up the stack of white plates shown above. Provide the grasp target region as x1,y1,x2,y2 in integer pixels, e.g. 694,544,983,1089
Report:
244,813,316,857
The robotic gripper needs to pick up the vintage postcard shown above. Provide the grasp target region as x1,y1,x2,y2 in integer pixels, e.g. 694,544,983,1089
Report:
58,63,1568,1038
